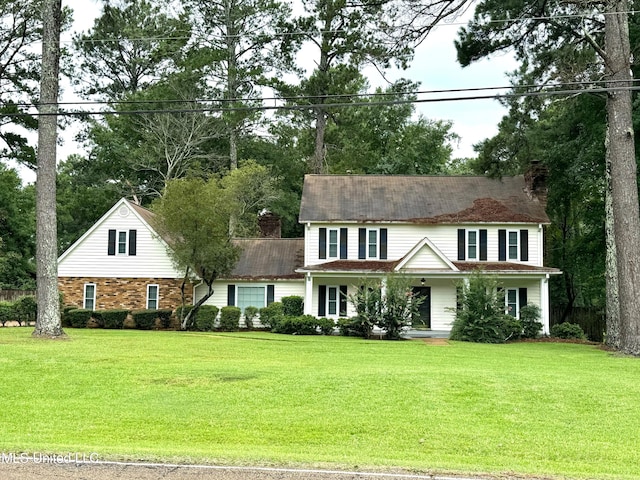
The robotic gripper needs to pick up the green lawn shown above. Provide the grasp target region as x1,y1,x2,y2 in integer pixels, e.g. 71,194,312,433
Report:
0,328,638,479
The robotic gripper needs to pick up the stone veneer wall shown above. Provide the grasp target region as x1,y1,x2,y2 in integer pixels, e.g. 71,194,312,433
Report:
58,277,193,311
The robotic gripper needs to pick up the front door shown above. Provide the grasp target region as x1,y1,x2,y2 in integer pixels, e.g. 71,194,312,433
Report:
412,286,431,329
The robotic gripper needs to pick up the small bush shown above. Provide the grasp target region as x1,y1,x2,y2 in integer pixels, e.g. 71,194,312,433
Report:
195,305,219,332
94,309,129,329
243,306,259,330
14,296,37,326
272,315,318,335
132,310,158,330
316,317,335,335
219,306,241,331
259,302,284,330
550,322,586,340
157,309,173,329
282,296,304,316
66,309,92,328
337,316,374,338
0,301,15,326
520,304,543,339
61,306,76,328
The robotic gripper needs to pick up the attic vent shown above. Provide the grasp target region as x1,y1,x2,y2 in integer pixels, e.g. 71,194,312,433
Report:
118,206,130,217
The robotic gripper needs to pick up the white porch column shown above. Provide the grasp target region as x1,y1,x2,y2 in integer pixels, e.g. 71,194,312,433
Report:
540,275,550,334
304,272,313,315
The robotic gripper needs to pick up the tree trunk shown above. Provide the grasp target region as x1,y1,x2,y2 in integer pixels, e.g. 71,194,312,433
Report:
33,0,63,338
605,138,620,348
311,108,327,173
181,282,214,330
604,1,640,355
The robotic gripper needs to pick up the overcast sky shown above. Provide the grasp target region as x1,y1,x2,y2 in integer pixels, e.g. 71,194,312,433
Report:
52,0,517,177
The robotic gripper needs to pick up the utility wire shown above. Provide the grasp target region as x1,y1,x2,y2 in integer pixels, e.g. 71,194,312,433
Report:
10,83,638,118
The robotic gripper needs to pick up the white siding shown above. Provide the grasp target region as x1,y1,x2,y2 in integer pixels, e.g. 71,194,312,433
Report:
195,280,305,308
58,201,182,278
305,223,544,267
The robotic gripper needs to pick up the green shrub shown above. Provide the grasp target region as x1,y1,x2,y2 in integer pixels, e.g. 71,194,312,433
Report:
348,280,382,338
450,271,520,344
14,296,37,326
61,306,76,328
550,322,587,340
259,302,284,330
66,309,92,328
93,310,129,329
175,305,195,330
0,301,15,326
132,310,158,330
316,317,335,335
157,309,173,329
243,306,259,330
337,317,364,337
520,304,543,339
195,305,218,332
282,296,304,316
272,315,318,335
219,306,241,331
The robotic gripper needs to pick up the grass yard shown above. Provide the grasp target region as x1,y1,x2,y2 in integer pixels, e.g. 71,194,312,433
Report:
0,328,638,479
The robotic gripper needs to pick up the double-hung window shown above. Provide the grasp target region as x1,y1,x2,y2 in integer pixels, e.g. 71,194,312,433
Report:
147,284,159,310
237,286,266,313
506,288,518,317
467,230,479,260
328,229,339,258
118,231,127,254
358,228,387,260
108,229,137,256
508,231,519,260
84,283,96,310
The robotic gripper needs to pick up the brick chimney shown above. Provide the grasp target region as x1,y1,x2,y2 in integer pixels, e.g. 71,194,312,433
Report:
258,210,281,238
524,161,548,202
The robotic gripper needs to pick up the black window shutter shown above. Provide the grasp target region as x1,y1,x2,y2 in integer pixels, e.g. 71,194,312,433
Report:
358,228,366,259
108,229,116,256
318,285,326,316
227,285,235,306
319,228,327,259
520,229,529,261
380,228,388,260
479,229,487,261
339,285,348,317
498,229,507,261
519,288,528,310
457,229,466,261
340,228,348,259
267,285,275,305
128,229,137,256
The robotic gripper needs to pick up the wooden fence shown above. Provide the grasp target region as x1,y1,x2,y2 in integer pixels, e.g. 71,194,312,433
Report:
0,290,35,302
550,306,606,342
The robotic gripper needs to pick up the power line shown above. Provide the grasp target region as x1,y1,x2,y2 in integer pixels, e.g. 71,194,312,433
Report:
10,83,637,118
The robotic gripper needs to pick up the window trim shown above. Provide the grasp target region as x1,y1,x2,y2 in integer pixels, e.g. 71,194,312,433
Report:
147,284,159,310
117,231,127,255
467,229,479,261
84,283,96,311
328,228,339,259
367,228,379,259
505,288,519,318
324,285,347,318
507,230,520,260
236,284,268,313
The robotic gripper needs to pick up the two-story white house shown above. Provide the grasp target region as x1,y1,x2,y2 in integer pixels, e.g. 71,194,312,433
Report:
296,173,560,333
59,171,560,334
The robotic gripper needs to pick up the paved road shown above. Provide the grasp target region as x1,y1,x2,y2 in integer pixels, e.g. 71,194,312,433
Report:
0,460,554,480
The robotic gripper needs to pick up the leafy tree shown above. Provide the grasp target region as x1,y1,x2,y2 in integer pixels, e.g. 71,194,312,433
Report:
152,177,241,330
186,0,299,169
0,164,35,289
71,0,190,100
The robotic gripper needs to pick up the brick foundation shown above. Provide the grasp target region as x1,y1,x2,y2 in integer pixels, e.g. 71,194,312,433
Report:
58,277,194,311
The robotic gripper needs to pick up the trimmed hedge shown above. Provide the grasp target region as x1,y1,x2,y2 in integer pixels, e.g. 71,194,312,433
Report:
272,315,335,335
550,322,586,340
243,306,259,330
93,310,129,329
132,310,157,330
259,302,283,329
66,309,92,328
282,296,304,317
157,309,173,329
195,305,218,332
219,306,241,331
0,302,15,327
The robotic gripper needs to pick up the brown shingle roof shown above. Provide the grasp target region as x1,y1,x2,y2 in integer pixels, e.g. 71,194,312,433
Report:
300,259,400,273
299,175,549,224
228,238,305,279
453,262,561,274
